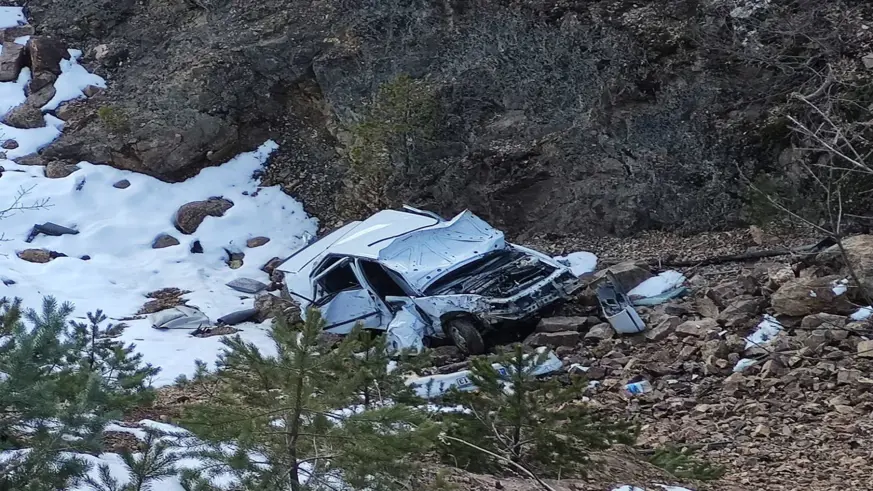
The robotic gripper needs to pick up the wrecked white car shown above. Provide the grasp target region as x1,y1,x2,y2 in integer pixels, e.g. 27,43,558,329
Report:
277,206,583,355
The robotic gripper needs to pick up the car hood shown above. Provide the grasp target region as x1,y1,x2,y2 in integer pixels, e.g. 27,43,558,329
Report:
377,210,506,292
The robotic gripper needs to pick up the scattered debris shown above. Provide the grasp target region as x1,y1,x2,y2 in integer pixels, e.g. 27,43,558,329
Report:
553,251,598,276
25,222,79,243
407,347,562,398
226,277,268,294
216,308,258,326
597,275,646,334
137,288,190,315
149,305,210,330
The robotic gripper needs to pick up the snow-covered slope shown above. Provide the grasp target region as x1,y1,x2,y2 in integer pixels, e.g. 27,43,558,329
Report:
0,7,317,386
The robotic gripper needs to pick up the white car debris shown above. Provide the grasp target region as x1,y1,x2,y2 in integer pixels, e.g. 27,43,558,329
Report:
277,206,585,354
149,305,210,330
407,347,563,398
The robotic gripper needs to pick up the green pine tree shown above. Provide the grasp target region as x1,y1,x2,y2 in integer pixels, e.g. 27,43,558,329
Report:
83,427,185,491
437,344,635,480
0,296,159,491
177,308,440,491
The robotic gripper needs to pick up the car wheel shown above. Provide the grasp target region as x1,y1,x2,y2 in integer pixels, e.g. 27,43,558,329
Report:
443,316,486,355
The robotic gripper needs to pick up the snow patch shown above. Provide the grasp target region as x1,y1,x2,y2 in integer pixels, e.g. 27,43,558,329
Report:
42,49,107,111
0,7,26,28
0,142,318,385
629,270,686,298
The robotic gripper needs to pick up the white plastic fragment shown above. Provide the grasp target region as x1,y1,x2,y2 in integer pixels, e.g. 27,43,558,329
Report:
553,251,598,276
149,305,210,330
629,270,686,299
407,347,562,399
832,278,849,296
852,306,873,321
745,314,783,349
733,358,758,373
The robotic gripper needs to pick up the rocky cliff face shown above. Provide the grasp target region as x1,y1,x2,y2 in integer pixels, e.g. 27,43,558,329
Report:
16,0,873,237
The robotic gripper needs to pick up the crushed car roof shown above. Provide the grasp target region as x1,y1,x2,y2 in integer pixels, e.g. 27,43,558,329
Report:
278,208,506,292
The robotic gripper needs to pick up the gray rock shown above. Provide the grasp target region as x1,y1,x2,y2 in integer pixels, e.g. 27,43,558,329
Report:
800,312,847,330
253,293,298,323
584,323,615,342
0,42,24,82
675,319,717,338
246,236,270,248
226,278,268,294
173,197,233,234
524,331,581,349
771,275,857,316
717,297,766,328
4,103,45,129
536,316,587,333
1,139,18,149
26,37,70,76
152,233,180,249
113,179,131,189
261,256,284,275
25,85,57,109
864,53,873,70
645,316,682,341
44,161,79,178
26,71,57,96
17,248,65,263
0,25,34,42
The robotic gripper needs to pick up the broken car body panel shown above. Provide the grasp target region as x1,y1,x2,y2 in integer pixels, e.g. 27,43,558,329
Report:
277,207,584,351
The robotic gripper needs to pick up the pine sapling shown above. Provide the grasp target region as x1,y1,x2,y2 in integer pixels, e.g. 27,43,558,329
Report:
438,344,635,480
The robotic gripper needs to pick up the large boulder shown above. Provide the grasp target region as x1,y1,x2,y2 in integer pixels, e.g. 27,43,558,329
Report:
173,197,233,234
0,42,25,82
25,36,70,76
17,248,65,263
817,235,873,292
4,103,45,129
771,275,857,317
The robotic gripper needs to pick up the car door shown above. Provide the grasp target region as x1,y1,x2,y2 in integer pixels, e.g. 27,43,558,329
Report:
311,256,386,334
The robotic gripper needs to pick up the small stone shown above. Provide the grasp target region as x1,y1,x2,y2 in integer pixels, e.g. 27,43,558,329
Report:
751,424,771,438
524,331,581,349
44,161,79,178
695,296,720,318
174,197,234,234
246,236,271,248
79,255,90,261
83,85,103,97
803,329,829,350
226,278,268,294
838,369,862,385
857,340,873,358
152,233,180,249
1,139,18,149
584,323,615,342
645,316,681,341
17,248,65,263
113,179,131,189
537,316,587,333
675,319,717,338
190,240,203,254
864,53,873,70
262,256,283,275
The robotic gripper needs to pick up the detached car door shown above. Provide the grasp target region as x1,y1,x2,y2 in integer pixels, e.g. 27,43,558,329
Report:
311,256,386,334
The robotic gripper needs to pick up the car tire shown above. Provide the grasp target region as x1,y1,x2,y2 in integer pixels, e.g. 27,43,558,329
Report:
443,316,486,355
